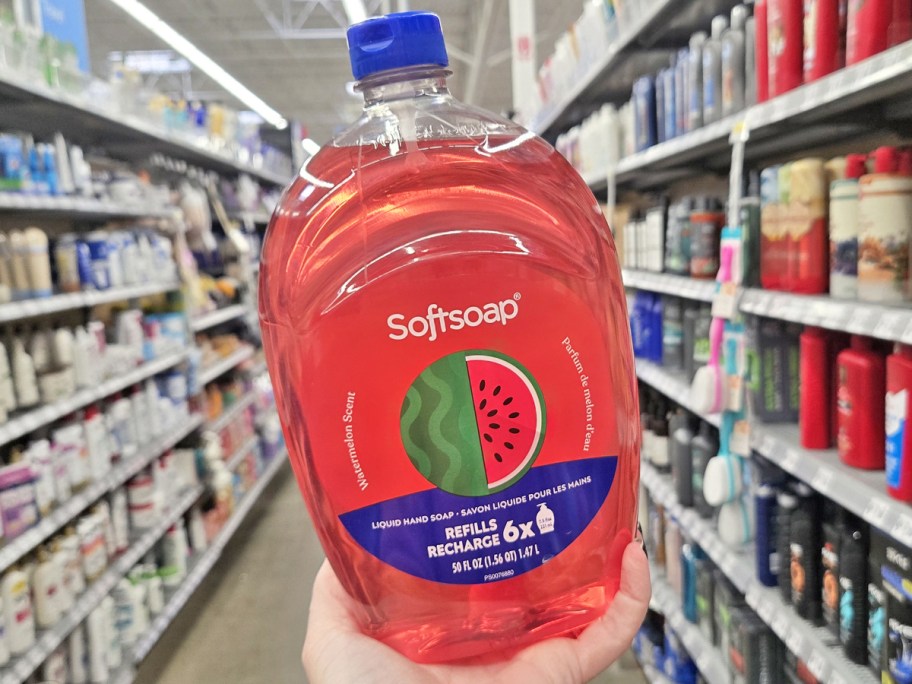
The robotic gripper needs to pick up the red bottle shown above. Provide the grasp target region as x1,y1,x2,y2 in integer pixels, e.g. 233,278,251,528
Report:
846,0,890,64
788,158,829,294
804,0,843,81
837,336,886,469
768,0,804,96
886,345,912,500
891,0,912,46
757,0,771,102
800,327,831,449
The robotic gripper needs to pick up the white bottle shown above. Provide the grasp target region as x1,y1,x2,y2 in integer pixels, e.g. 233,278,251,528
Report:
70,145,92,198
145,379,162,437
26,439,55,516
11,336,39,408
147,574,164,615
722,6,748,117
77,516,108,583
2,565,35,655
188,506,208,553
0,234,13,304
86,603,109,683
23,227,52,298
702,17,727,125
0,341,15,417
111,489,130,553
687,32,707,131
62,525,86,596
28,328,51,375
69,623,88,684
53,327,75,367
8,230,30,300
0,595,9,666
72,326,95,389
102,595,122,669
83,405,110,481
112,579,135,646
50,539,73,613
94,501,117,559
33,546,62,629
42,645,68,683
162,524,189,587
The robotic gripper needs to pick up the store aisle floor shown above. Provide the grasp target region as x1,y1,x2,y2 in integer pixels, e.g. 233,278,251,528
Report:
136,465,646,684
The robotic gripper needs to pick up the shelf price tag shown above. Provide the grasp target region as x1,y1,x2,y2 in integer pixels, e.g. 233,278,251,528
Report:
811,468,833,495
892,513,912,547
785,625,804,657
712,282,740,320
874,311,906,340
806,650,828,680
730,419,751,457
864,498,890,529
847,308,876,334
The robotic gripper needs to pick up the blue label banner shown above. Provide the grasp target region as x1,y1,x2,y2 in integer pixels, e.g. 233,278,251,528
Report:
40,0,90,72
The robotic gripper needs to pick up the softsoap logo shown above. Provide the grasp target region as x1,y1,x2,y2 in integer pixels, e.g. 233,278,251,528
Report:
387,294,521,342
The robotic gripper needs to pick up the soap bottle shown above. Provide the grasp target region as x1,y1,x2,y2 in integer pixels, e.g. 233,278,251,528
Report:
69,624,88,684
788,158,828,294
756,0,770,102
675,48,690,134
7,231,30,301
687,32,707,131
857,146,912,303
0,341,15,422
768,0,804,96
886,344,912,500
50,539,73,613
820,502,845,636
760,165,784,290
789,483,822,622
800,327,831,449
2,565,34,655
83,405,110,481
829,153,868,299
702,16,728,125
662,296,684,371
33,545,61,629
259,12,641,662
691,422,718,518
847,0,890,65
837,336,886,469
839,519,869,664
11,336,39,408
722,5,748,117
670,410,695,506
23,227,52,298
804,0,843,81
776,489,797,602
86,602,109,683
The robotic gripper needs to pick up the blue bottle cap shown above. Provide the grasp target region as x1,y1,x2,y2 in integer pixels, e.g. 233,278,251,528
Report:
347,12,449,81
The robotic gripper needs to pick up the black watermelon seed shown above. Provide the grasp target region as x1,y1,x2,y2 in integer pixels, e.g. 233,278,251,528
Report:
479,398,487,410
504,442,514,450
489,423,500,430
503,397,513,405
487,409,498,417
493,385,501,396
495,453,503,462
509,427,520,434
479,380,486,391
483,434,493,443
509,412,519,419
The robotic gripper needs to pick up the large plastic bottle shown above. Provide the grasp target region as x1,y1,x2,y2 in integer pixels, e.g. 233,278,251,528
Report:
259,12,639,663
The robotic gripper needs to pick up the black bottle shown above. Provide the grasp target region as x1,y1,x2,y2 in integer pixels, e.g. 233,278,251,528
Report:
839,518,869,665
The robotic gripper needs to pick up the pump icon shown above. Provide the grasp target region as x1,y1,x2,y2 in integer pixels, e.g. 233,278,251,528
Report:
536,503,554,534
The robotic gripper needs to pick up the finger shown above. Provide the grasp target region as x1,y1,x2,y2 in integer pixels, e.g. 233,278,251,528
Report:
575,542,651,680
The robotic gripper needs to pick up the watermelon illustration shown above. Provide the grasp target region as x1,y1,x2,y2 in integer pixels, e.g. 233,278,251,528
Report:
400,350,545,497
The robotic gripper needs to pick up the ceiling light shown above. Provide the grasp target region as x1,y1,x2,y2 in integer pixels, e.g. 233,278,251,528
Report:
104,0,288,130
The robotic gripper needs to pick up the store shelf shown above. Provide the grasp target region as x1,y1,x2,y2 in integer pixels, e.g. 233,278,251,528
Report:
206,392,256,434
0,193,173,219
740,289,912,343
640,462,875,684
649,566,731,684
229,211,272,225
190,304,248,333
0,281,181,325
130,454,288,665
225,435,259,472
0,413,202,577
623,270,718,303
635,360,721,428
0,349,187,448
750,422,912,547
198,346,255,386
531,0,740,137
0,483,204,684
0,73,290,186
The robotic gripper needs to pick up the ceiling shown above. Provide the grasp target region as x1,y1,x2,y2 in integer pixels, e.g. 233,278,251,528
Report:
83,0,585,143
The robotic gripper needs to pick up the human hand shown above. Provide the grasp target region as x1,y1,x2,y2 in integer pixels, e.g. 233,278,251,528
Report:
302,541,651,684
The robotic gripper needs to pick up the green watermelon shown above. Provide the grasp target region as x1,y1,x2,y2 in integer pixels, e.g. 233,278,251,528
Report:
400,350,545,496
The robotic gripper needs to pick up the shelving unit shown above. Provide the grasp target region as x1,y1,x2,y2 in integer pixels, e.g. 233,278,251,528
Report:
225,435,260,471
624,270,717,303
0,281,181,325
206,392,257,434
0,413,202,577
128,454,288,672
0,484,204,684
649,566,731,684
0,349,187,448
0,194,173,219
641,463,874,684
229,211,272,225
0,73,290,187
636,359,721,428
198,346,255,387
190,304,248,333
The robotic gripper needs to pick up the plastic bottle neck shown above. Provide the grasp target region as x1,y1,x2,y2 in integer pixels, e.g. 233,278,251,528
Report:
358,66,452,107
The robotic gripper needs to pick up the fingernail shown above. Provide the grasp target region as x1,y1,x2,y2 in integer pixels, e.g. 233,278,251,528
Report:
636,523,648,557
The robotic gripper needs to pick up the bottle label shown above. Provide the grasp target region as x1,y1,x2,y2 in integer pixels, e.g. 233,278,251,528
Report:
830,185,860,284
303,268,626,585
886,389,908,489
858,177,912,301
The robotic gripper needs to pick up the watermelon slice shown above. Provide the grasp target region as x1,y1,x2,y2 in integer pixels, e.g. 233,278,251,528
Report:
400,350,546,496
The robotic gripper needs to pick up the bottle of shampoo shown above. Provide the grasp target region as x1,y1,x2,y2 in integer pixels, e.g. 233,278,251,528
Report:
11,337,38,408
788,158,829,294
829,153,868,298
804,0,843,81
1,565,34,655
839,519,869,664
800,327,832,449
760,165,785,290
755,483,780,587
687,32,707,131
722,5,748,117
821,502,845,636
33,546,61,629
756,0,770,102
789,483,822,622
768,0,804,96
847,0,890,65
886,344,912,500
702,16,728,125
691,422,718,518
671,410,695,507
776,489,798,602
837,336,886,469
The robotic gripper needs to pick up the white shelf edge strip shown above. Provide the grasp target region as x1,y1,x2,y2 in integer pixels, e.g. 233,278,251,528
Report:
531,0,677,135
649,565,731,684
206,392,256,434
0,413,203,576
1,484,204,684
0,72,290,187
190,304,248,333
130,454,288,665
750,423,912,548
225,435,260,472
623,270,718,303
198,347,255,387
0,194,172,218
640,462,875,684
0,281,181,325
0,350,188,448
635,360,721,428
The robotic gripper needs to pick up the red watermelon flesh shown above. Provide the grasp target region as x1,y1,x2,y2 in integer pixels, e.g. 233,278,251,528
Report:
466,354,545,490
